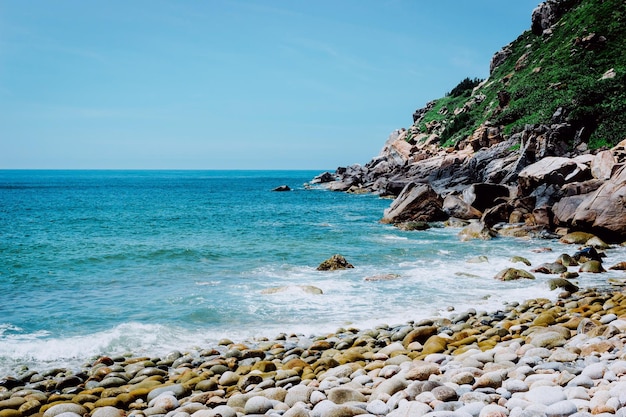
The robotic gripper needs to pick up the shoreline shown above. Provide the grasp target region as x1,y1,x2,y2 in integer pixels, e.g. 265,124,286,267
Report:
2,283,626,417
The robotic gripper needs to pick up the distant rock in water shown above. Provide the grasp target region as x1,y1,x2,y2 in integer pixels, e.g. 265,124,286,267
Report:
317,254,354,271
272,185,291,192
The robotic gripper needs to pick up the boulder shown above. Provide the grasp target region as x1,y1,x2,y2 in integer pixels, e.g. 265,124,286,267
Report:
532,262,567,274
572,246,603,263
553,194,589,226
591,150,616,180
316,255,354,271
579,260,606,273
531,0,572,35
570,164,626,240
548,278,579,292
462,183,510,212
272,185,291,192
326,180,354,192
560,231,597,244
442,194,482,220
458,221,496,241
482,202,514,227
495,268,535,281
518,157,589,194
381,183,447,224
311,172,335,184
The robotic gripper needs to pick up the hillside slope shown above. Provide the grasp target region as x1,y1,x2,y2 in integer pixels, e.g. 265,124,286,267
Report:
414,0,625,151
315,0,626,241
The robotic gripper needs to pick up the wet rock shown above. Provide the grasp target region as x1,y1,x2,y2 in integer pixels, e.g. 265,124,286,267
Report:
443,194,482,220
396,221,431,231
316,255,354,271
510,256,531,266
609,262,626,270
459,222,496,241
548,278,579,293
559,232,596,245
272,185,291,192
579,261,605,273
494,268,535,281
532,262,567,274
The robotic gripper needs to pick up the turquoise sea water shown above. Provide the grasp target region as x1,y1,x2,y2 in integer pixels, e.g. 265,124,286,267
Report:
1,170,625,376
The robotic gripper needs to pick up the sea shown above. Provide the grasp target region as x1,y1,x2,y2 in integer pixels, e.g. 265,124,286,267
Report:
1,170,625,377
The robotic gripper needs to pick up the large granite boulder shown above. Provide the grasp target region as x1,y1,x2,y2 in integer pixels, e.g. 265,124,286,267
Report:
554,164,626,240
381,183,447,224
591,150,616,180
518,156,590,193
379,129,413,168
443,194,482,220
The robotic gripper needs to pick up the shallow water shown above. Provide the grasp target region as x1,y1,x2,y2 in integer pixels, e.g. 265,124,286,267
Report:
1,170,624,376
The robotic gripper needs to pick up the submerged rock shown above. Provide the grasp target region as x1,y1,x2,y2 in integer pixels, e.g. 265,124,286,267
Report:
364,273,401,282
395,221,431,231
510,256,532,266
261,285,324,295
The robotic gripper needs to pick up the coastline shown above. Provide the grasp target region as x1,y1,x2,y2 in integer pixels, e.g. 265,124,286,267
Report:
2,278,626,417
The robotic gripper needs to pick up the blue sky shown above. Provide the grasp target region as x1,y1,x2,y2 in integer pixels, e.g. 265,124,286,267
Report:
0,1,540,170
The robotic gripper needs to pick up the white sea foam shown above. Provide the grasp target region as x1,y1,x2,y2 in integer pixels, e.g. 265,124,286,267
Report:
194,280,221,286
381,235,409,241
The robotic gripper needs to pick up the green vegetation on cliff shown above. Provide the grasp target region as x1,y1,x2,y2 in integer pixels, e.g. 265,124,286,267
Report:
414,0,626,149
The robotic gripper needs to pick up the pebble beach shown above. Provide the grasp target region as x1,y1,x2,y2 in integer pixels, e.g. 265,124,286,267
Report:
3,257,626,417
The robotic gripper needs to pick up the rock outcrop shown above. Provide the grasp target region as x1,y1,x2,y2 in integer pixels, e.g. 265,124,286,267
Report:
322,130,626,240
554,161,626,240
315,0,626,242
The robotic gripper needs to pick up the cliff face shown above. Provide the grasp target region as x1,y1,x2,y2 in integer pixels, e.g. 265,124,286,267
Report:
314,0,626,241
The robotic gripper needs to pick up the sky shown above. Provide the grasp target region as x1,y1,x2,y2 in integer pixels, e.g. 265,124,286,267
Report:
0,1,541,170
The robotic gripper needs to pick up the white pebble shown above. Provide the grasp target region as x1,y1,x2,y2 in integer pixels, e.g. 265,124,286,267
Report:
310,390,326,405
545,400,578,417
366,399,390,415
244,396,274,415
582,362,605,379
524,386,566,406
566,386,590,400
478,404,508,417
503,379,528,393
600,314,617,324
567,375,594,388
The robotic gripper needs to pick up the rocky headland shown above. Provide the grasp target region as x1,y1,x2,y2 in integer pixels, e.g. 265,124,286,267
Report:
313,0,626,242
